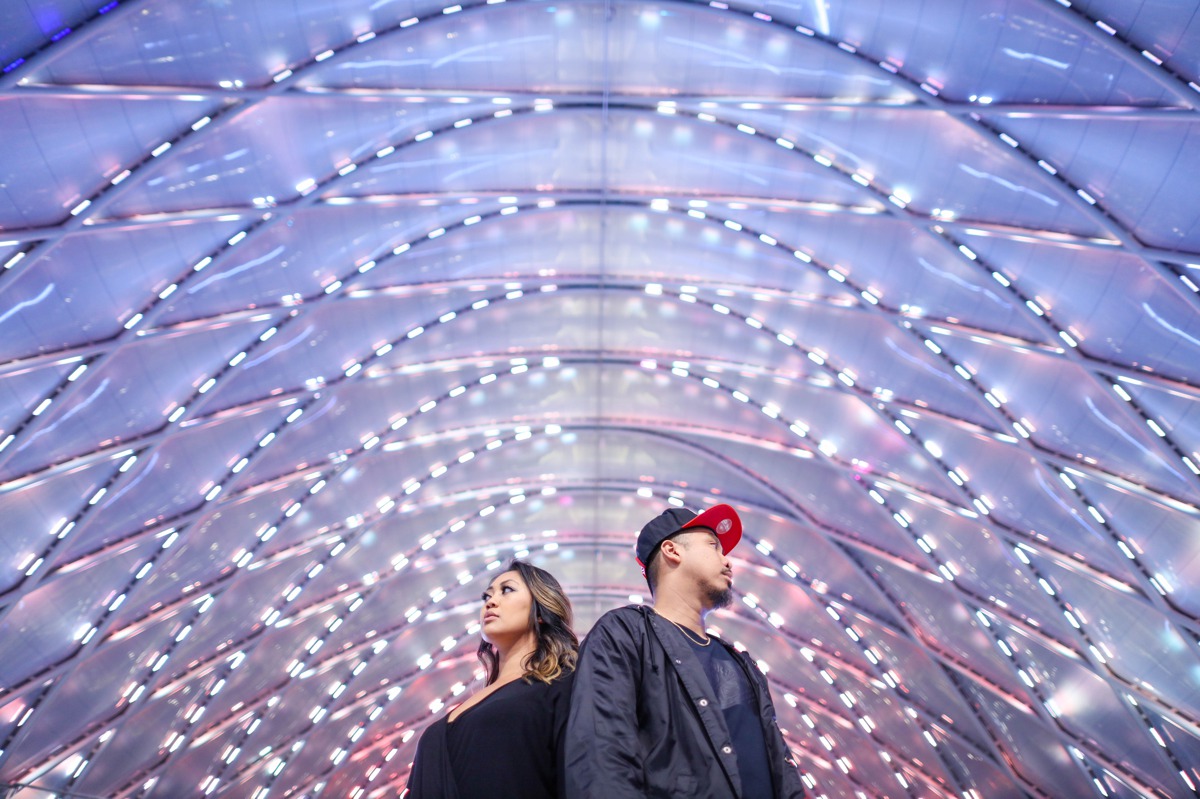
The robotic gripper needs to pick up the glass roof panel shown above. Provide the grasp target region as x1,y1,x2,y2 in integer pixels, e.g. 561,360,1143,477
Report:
154,206,419,325
0,1,114,66
336,108,880,205
3,1,1199,796
1075,0,1200,79
0,462,112,591
0,365,72,441
1079,474,1200,617
816,0,1183,106
96,97,450,220
0,542,147,696
0,222,242,361
1020,635,1178,789
304,2,917,100
34,4,290,87
868,556,1029,700
1002,116,1200,251
0,325,254,478
0,95,215,228
963,679,1100,797
1040,558,1200,720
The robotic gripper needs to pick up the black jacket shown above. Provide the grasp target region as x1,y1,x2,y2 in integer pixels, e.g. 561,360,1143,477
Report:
564,605,805,798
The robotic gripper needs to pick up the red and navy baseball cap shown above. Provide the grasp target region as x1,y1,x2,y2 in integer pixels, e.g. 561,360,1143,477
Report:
635,504,742,581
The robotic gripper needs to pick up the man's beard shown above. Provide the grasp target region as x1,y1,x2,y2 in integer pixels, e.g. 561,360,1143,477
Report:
705,584,734,610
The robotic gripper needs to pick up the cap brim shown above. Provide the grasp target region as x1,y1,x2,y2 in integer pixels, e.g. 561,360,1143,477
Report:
679,503,742,554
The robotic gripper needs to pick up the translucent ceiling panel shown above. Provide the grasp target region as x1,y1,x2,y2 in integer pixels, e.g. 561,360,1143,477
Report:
0,364,72,440
723,574,878,673
1076,0,1200,78
1019,634,1181,793
0,461,114,594
1141,709,1200,793
887,498,1084,647
743,305,998,429
99,96,460,220
0,324,253,479
121,487,299,613
340,108,875,205
963,678,1101,798
939,334,1198,500
3,0,1200,797
815,0,1182,106
1039,558,1200,723
336,494,568,573
756,458,934,564
758,106,1111,238
32,1,312,87
0,96,216,229
935,735,1018,799
896,410,1144,580
154,205,428,325
0,1,118,66
963,234,1200,384
1,627,179,779
746,512,910,631
305,2,918,101
1002,116,1200,251
870,556,1031,700
345,204,866,305
1078,474,1200,617
863,621,999,749
55,410,289,557
1127,383,1200,482
748,211,1051,344
165,556,320,676
0,544,147,695
0,222,242,361
221,397,400,500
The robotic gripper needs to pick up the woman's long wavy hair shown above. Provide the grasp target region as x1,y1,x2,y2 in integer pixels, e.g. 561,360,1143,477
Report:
477,559,579,685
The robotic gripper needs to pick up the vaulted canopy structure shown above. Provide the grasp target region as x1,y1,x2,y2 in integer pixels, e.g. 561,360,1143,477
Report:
2,1,1200,797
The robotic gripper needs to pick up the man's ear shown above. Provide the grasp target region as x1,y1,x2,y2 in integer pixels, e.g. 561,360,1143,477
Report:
659,537,684,566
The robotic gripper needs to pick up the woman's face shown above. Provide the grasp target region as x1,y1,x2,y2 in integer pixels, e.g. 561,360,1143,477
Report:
480,570,534,645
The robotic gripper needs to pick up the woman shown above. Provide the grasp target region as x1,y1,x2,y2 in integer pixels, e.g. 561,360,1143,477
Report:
406,559,578,798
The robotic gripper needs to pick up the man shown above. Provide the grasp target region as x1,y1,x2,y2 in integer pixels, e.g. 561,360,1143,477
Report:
565,504,805,798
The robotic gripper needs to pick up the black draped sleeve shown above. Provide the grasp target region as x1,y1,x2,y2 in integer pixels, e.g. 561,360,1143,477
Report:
406,716,459,799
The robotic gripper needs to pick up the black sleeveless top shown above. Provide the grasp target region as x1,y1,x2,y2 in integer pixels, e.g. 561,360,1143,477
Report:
406,670,574,798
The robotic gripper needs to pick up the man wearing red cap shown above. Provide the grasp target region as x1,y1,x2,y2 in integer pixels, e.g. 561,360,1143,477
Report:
564,504,805,798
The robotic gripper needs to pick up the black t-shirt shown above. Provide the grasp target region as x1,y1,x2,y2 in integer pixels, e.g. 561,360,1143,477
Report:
681,630,774,798
407,670,573,798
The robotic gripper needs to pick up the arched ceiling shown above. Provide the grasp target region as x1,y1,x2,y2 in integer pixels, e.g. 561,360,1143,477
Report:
2,1,1200,797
